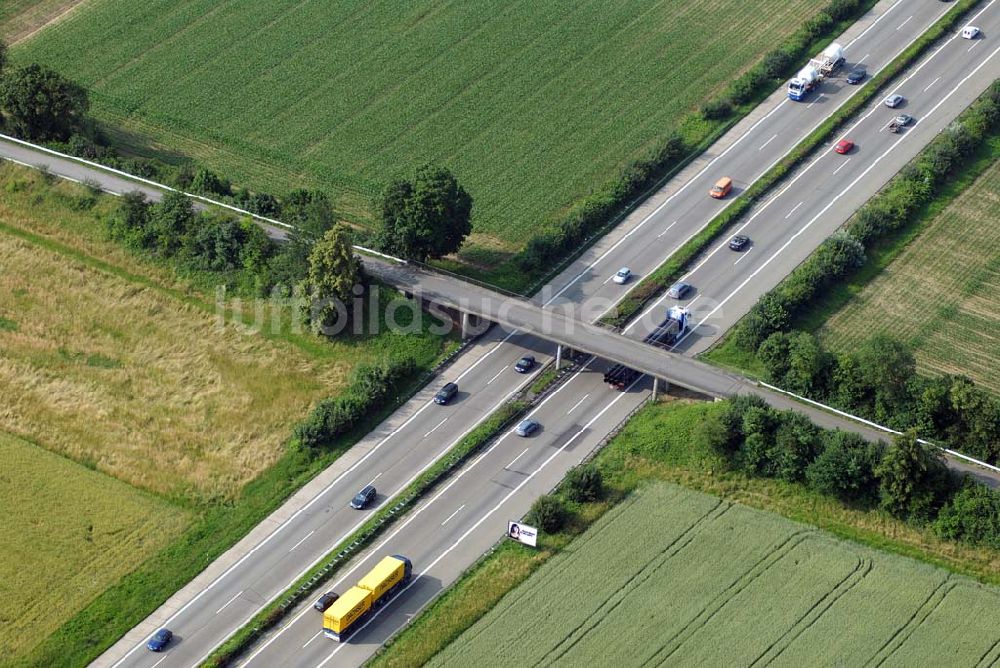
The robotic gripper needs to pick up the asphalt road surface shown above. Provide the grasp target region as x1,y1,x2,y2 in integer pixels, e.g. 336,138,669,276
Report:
3,1,994,666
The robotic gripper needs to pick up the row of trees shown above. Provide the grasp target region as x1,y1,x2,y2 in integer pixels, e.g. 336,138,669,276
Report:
705,395,1000,548
726,81,1000,465
755,332,1000,463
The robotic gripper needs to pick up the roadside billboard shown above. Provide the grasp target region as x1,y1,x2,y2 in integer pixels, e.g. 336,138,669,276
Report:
507,521,538,547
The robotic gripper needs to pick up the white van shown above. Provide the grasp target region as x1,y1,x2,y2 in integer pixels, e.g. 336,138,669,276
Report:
962,25,981,39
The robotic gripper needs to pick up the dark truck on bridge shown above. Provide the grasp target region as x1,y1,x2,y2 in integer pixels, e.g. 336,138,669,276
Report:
604,307,689,390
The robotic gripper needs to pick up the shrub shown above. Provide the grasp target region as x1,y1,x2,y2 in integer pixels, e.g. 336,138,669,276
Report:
934,482,1000,548
564,465,604,503
805,431,882,504
527,495,567,534
294,358,416,450
700,98,733,121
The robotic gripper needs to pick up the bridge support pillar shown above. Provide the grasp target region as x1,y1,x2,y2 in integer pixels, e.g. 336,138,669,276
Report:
556,344,562,370
652,377,669,401
461,312,489,340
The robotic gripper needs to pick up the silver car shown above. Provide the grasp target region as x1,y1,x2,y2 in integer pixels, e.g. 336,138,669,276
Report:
612,267,632,284
515,418,540,437
667,281,692,299
884,94,904,108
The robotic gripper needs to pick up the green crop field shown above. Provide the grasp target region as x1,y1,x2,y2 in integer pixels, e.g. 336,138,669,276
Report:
432,483,1000,666
819,157,1000,395
0,431,190,662
13,0,826,252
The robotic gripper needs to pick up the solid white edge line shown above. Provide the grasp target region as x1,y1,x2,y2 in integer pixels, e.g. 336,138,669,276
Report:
675,39,1000,349
316,372,643,667
240,356,599,665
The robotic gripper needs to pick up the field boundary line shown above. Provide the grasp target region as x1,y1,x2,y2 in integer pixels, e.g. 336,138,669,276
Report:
759,382,1000,474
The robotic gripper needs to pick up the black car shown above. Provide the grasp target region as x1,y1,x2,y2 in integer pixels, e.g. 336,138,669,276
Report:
146,628,172,652
728,235,750,251
514,356,536,373
314,591,339,612
434,382,458,405
351,485,377,509
846,65,866,84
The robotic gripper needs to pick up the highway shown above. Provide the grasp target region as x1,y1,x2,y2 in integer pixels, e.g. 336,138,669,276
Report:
236,2,1000,665
2,1,991,666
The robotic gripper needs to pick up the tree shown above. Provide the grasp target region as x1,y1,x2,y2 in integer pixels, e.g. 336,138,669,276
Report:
527,495,567,534
856,335,917,426
948,376,1000,463
106,191,153,250
934,482,1000,548
875,430,950,520
784,331,831,396
564,465,604,503
377,164,472,262
0,64,89,141
805,431,882,504
300,224,360,336
0,40,7,76
278,189,336,282
148,191,195,256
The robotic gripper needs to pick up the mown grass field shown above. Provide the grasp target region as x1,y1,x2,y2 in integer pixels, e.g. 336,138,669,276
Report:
13,0,827,251
0,431,190,662
0,164,446,501
819,155,1000,395
431,482,1000,666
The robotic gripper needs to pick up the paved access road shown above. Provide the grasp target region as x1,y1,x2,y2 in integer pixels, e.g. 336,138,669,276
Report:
2,1,989,666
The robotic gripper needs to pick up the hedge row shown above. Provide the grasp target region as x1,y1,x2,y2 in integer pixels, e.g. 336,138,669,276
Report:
602,0,982,328
735,78,1000,350
294,358,418,450
758,331,1000,463
705,395,1000,546
514,0,881,280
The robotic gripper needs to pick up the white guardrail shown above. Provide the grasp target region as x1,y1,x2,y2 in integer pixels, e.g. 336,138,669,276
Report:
0,132,414,264
760,381,1000,474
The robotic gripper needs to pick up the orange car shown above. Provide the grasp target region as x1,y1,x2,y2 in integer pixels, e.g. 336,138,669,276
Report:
709,176,733,199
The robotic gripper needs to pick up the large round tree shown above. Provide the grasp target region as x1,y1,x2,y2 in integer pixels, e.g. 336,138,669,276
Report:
377,164,472,262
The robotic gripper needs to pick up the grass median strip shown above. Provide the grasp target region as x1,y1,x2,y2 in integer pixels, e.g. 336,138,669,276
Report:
600,0,981,330
202,362,578,667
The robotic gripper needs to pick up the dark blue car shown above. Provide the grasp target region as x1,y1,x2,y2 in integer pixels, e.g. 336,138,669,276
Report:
147,628,172,652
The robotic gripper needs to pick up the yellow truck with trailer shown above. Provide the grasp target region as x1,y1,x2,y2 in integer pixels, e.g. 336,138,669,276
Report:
322,554,413,641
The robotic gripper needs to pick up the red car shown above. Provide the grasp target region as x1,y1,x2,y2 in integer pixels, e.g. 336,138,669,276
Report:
834,139,854,154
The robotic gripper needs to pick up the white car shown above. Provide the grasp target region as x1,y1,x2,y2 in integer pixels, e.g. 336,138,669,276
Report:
612,267,632,284
884,94,904,108
962,25,981,39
